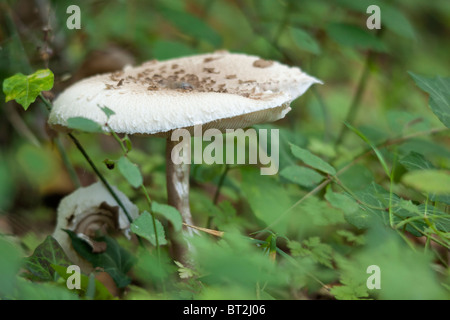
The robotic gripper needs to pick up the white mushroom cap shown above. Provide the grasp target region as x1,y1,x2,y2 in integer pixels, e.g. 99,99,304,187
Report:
49,51,321,135
52,181,139,271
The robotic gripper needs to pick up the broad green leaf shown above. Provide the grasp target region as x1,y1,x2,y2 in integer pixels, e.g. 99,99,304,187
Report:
325,188,369,229
51,264,114,300
326,23,387,52
240,167,293,234
24,236,72,281
67,117,103,133
280,165,324,187
289,27,321,55
152,202,182,232
65,230,135,288
117,156,143,188
289,144,336,175
409,73,450,128
131,211,167,246
399,151,434,171
3,69,54,110
402,169,450,195
0,238,22,297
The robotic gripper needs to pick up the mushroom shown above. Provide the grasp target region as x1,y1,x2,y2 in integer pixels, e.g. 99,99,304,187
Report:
53,181,139,272
48,51,321,262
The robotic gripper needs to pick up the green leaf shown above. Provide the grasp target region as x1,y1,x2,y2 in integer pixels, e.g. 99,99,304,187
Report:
51,264,114,300
3,69,54,110
67,117,103,133
99,105,116,119
402,169,450,195
327,23,387,52
409,72,450,129
399,151,434,171
131,211,167,246
382,5,415,40
152,202,182,232
65,230,135,288
117,156,143,188
240,167,293,234
289,144,336,175
289,27,321,55
325,188,370,229
160,7,221,47
280,165,324,187
24,236,72,281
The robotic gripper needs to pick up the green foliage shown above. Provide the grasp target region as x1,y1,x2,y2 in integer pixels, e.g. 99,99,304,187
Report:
117,156,143,188
240,167,293,234
1,0,449,301
51,264,114,300
289,237,333,268
159,6,221,48
65,230,135,288
280,165,324,187
327,23,387,52
24,236,72,281
131,211,167,246
402,169,450,195
152,202,183,232
0,237,22,297
332,223,450,300
3,69,54,110
289,144,336,175
289,27,321,55
409,73,450,128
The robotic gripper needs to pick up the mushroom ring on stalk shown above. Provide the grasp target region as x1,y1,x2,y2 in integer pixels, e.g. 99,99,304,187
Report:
48,51,321,260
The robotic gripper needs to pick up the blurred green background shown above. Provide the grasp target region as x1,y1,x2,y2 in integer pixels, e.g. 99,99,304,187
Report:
0,0,449,300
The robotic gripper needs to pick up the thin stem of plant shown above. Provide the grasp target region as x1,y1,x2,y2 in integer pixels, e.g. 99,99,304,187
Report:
334,47,378,146
54,137,81,188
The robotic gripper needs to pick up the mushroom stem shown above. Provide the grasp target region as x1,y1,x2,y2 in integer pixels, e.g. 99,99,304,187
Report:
166,136,196,265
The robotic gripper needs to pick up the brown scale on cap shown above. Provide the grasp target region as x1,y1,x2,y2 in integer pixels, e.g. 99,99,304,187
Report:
253,59,274,68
